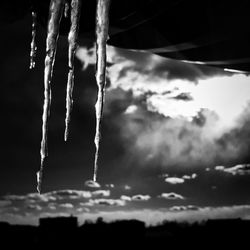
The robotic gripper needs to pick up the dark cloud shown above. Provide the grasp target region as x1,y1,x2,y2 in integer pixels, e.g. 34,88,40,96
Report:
192,109,219,127
216,106,250,164
115,107,241,170
111,47,232,83
171,92,193,101
103,94,250,174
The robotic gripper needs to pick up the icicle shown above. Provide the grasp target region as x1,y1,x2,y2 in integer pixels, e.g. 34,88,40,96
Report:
30,11,37,69
37,0,65,194
64,0,81,141
93,0,111,182
64,1,70,18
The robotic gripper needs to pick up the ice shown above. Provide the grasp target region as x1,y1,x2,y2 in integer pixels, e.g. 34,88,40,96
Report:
93,0,111,182
64,1,70,18
29,11,37,69
35,0,111,191
64,0,81,141
36,169,43,194
38,0,65,193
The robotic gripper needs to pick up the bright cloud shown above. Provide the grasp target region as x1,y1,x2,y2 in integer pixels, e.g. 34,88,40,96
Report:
215,164,250,175
159,193,185,200
87,199,126,207
27,204,42,211
165,177,185,184
59,203,74,209
124,105,138,114
76,46,250,171
132,195,151,201
92,190,111,197
169,205,200,211
85,180,101,188
120,195,132,201
182,173,197,180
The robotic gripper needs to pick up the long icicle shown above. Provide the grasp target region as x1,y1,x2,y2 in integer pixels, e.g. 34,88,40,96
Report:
93,0,111,182
30,11,37,69
64,0,82,141
37,0,65,194
64,1,70,18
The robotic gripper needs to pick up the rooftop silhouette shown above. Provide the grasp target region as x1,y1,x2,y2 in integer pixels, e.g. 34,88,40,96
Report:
0,217,250,249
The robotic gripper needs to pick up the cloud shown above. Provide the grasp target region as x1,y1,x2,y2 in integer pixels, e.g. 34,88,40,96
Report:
159,193,185,200
76,47,95,70
182,173,197,180
124,185,131,190
59,203,74,209
0,200,12,207
171,92,193,101
48,190,92,199
77,207,90,213
215,166,225,170
4,193,56,203
120,195,132,201
169,205,200,211
165,177,185,184
105,184,114,188
92,190,111,197
39,213,70,219
76,46,250,172
106,46,231,85
3,190,93,209
48,203,57,210
215,164,250,175
116,103,250,170
88,199,126,206
79,201,94,207
3,195,28,201
132,195,151,201
124,105,138,114
84,180,101,188
27,204,42,211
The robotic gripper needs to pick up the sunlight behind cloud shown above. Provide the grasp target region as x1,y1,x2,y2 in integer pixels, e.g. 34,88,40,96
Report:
147,74,250,132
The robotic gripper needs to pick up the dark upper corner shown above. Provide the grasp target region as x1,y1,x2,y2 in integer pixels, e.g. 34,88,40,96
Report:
0,0,249,72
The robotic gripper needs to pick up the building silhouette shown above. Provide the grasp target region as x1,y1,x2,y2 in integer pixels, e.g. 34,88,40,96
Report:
0,217,250,249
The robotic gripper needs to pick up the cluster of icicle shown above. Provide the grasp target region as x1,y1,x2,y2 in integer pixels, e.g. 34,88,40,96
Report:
30,0,110,193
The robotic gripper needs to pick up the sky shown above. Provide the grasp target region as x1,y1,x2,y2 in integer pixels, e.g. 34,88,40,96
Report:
1,13,250,226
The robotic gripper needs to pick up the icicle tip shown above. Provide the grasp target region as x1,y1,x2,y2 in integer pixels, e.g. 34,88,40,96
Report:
36,170,42,194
